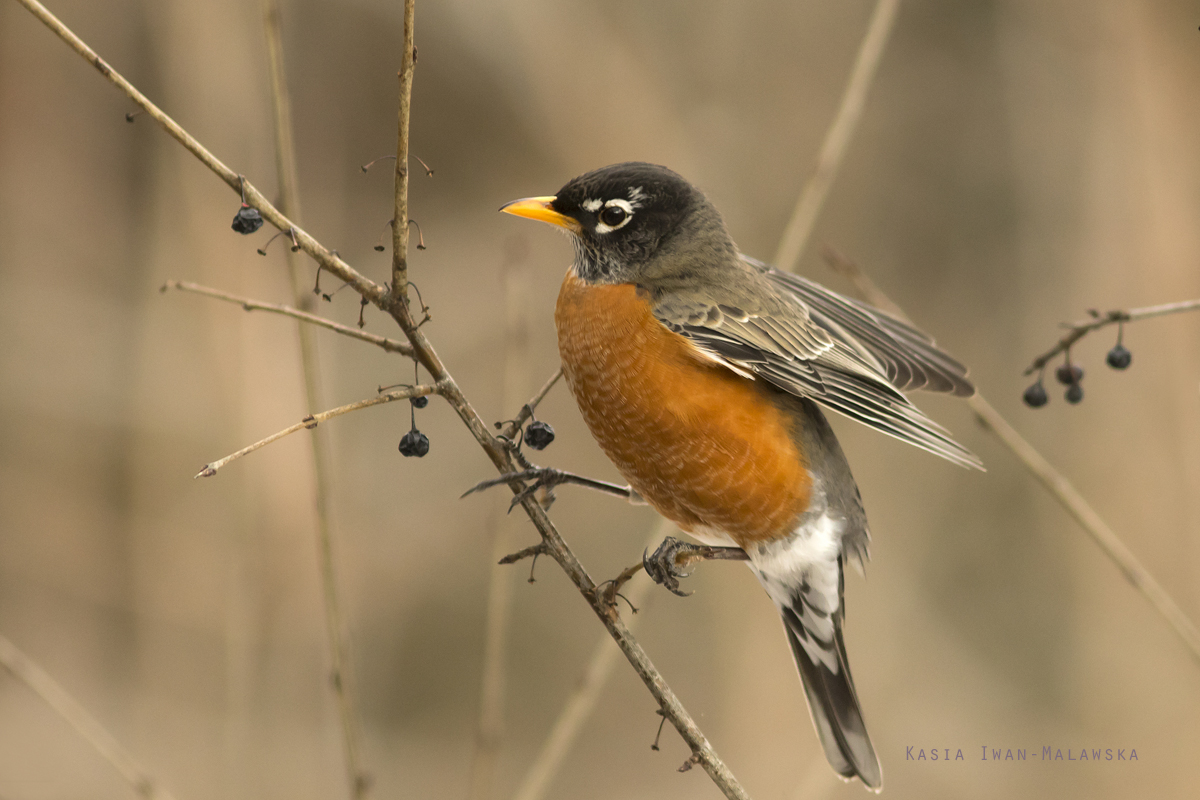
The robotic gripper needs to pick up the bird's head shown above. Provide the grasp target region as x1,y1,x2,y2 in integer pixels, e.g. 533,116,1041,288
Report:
501,162,738,288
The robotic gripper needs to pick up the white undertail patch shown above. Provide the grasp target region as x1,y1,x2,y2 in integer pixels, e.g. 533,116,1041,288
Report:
749,512,844,673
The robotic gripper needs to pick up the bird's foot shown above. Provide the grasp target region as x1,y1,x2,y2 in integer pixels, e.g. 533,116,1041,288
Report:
461,467,632,512
643,537,749,597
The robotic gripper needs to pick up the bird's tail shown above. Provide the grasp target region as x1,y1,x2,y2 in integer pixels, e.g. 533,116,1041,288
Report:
778,587,881,791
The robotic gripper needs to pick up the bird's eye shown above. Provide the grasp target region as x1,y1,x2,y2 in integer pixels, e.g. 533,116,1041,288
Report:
599,205,628,227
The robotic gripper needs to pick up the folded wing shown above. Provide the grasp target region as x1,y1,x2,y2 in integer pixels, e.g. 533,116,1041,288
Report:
652,258,982,469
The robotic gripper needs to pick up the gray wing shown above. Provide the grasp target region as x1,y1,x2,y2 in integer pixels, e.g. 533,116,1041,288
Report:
756,259,974,397
652,259,982,470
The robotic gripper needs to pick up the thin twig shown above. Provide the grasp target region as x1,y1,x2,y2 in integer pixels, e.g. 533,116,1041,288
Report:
195,384,442,478
497,369,563,443
772,0,901,272
261,2,370,797
162,281,413,355
390,0,417,307
511,521,673,800
23,4,750,796
822,250,1200,666
1023,298,1200,376
0,633,180,800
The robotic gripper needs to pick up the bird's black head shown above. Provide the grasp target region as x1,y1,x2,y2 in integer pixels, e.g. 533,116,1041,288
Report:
502,162,736,285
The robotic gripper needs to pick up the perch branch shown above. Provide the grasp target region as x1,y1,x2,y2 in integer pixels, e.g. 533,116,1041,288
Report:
261,1,370,796
1023,298,1200,376
195,384,442,478
772,0,901,272
0,633,180,800
822,249,1200,666
161,281,413,355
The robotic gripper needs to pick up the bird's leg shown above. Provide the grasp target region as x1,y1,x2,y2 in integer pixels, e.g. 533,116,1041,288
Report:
461,467,634,512
643,537,749,597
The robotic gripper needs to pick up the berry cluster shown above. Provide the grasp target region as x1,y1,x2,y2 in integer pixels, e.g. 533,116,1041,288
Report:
1024,329,1131,409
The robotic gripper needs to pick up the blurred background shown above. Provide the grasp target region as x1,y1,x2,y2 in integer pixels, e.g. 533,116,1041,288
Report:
1,0,1198,798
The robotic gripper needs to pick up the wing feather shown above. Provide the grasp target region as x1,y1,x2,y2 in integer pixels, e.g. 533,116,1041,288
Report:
653,259,982,469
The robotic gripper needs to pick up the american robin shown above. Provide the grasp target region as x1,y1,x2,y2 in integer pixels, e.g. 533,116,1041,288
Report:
499,162,981,791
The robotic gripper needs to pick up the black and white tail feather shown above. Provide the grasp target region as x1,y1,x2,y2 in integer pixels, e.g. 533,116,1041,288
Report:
751,530,882,792
779,558,881,791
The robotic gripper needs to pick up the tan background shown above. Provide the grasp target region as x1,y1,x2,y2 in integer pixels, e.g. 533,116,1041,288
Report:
1,0,1198,798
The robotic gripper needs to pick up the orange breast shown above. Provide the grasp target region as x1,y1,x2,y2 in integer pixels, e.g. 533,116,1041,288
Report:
555,269,812,547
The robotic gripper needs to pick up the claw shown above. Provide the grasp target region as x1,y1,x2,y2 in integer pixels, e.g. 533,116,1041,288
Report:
643,541,694,597
642,537,750,597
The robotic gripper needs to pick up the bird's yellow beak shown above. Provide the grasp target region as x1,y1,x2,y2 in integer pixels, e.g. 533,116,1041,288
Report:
499,195,581,233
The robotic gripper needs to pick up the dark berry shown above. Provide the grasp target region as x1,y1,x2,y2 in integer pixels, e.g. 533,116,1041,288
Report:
1065,383,1084,404
524,420,555,450
1106,344,1132,370
410,395,429,409
1055,363,1084,385
398,428,429,457
1023,382,1049,408
231,205,264,234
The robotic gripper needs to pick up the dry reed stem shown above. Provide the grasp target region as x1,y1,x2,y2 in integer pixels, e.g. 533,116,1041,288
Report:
261,2,370,795
467,256,532,800
823,250,1200,666
17,2,751,796
772,0,901,272
0,633,180,800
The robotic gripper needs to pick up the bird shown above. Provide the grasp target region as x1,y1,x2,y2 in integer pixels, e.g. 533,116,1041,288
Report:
498,162,982,792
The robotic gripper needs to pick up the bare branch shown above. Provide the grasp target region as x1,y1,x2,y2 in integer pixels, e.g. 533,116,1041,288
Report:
0,633,180,800
196,384,441,479
821,249,1200,667
162,280,413,356
1023,298,1200,376
772,0,901,272
390,0,417,307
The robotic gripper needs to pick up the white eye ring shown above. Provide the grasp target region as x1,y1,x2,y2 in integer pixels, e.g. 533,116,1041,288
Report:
595,199,634,234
